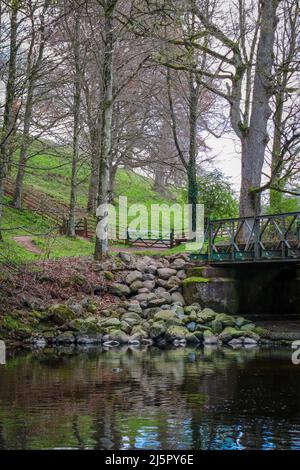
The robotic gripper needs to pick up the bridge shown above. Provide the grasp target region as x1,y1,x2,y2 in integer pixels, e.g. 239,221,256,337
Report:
190,211,300,265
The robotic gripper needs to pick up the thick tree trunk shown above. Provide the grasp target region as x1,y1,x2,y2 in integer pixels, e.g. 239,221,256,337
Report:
0,4,18,238
68,13,82,237
94,1,116,260
239,0,279,218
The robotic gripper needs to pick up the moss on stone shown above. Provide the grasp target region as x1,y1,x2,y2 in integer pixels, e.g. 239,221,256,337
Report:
183,276,212,285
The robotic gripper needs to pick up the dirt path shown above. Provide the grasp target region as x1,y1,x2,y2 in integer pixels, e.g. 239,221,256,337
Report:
12,236,43,255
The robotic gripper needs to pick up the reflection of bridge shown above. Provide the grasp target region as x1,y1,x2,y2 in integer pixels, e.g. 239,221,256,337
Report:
191,211,300,265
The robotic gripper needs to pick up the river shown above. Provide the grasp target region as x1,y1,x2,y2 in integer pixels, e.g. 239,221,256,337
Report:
0,345,299,450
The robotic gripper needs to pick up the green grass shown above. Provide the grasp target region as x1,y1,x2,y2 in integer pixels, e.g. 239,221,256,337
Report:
2,143,189,263
0,196,95,263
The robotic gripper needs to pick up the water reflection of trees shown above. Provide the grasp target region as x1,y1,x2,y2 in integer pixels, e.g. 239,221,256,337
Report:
0,346,299,449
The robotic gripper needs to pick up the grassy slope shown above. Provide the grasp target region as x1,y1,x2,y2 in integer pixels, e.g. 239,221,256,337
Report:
2,149,179,262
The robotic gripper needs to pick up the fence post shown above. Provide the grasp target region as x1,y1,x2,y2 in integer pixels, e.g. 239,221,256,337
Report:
254,217,260,261
126,227,130,245
170,228,174,248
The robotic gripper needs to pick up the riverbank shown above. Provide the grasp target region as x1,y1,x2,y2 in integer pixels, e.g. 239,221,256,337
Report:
1,252,300,349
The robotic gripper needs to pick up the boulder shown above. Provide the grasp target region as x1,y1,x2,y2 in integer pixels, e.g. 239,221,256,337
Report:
153,310,175,322
108,330,129,344
215,313,236,327
197,309,216,323
119,252,132,264
228,338,243,347
148,298,169,308
120,320,132,334
126,271,143,285
170,258,186,269
149,321,166,339
130,280,144,293
56,331,76,344
157,268,177,280
49,304,77,325
171,292,185,306
101,318,121,329
204,334,219,345
127,301,142,313
211,319,223,334
219,327,244,343
244,337,258,345
240,323,256,332
177,270,186,280
186,333,201,344
143,273,156,281
165,325,188,342
187,321,197,332
143,280,155,291
145,265,157,275
109,283,131,297
235,316,249,328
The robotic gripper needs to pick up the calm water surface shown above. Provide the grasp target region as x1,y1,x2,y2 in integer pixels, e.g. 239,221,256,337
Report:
0,346,300,450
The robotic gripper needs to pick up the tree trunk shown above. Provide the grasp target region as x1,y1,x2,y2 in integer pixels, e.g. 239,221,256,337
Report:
13,82,34,209
68,12,82,237
87,130,100,213
188,71,198,234
239,0,279,218
13,3,46,209
269,91,284,212
0,4,18,238
94,1,116,260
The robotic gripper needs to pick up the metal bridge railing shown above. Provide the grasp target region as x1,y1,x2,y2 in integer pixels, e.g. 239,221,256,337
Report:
191,211,300,263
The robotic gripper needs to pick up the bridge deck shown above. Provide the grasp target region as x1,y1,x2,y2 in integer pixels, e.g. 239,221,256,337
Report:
190,211,300,265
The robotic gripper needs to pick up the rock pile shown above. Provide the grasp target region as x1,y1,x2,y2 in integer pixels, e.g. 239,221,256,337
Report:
2,253,297,349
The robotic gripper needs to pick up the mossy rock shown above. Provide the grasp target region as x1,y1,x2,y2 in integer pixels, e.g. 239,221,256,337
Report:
49,304,77,325
253,327,271,338
28,310,49,322
100,318,121,329
244,331,260,341
80,320,103,334
121,312,141,321
235,317,249,328
219,326,244,343
240,323,256,332
108,330,129,344
43,330,56,341
215,313,236,327
184,306,197,315
68,319,85,331
0,315,33,339
153,310,175,322
86,303,98,314
130,325,148,339
120,320,132,334
56,331,76,344
149,321,166,339
203,329,214,338
196,324,212,333
197,309,216,323
103,271,114,281
186,333,201,344
166,317,183,328
211,319,223,334
165,325,188,342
